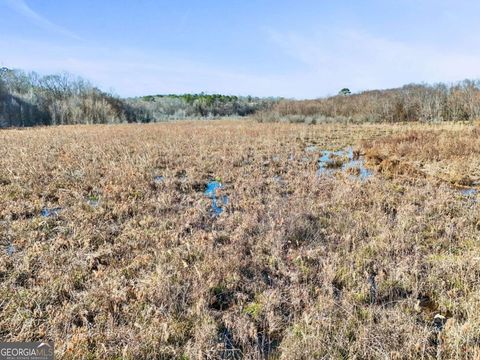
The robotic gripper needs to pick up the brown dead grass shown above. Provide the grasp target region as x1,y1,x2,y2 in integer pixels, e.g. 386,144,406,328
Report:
0,120,479,359
363,124,480,189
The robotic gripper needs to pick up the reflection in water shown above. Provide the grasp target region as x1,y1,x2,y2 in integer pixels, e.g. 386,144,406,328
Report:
40,207,63,218
317,147,373,181
205,181,229,216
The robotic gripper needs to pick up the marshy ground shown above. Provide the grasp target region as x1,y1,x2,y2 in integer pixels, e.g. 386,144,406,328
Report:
0,120,479,359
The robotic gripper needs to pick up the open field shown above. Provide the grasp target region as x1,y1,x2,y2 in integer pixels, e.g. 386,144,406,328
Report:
0,120,479,359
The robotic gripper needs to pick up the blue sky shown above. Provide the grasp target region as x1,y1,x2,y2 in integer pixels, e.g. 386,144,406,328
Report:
1,0,480,98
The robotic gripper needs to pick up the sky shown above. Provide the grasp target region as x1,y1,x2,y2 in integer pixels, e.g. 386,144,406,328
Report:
1,0,480,98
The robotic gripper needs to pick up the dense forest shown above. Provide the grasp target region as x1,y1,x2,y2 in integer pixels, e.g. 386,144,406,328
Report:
2,67,480,127
0,67,276,127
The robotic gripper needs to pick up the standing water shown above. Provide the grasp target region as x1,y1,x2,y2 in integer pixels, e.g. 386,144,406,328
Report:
317,147,373,181
205,181,229,216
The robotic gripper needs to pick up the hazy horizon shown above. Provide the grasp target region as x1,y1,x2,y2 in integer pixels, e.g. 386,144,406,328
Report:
2,0,480,99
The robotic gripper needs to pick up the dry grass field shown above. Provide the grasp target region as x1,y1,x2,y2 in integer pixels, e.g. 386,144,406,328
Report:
0,120,479,359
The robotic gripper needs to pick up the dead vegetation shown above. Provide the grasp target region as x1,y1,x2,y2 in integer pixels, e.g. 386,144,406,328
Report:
255,81,480,124
363,124,480,189
0,120,479,359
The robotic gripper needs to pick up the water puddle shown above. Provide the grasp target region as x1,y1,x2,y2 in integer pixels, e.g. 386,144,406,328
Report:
317,147,373,181
459,188,478,203
460,188,478,197
40,207,63,218
205,181,229,216
153,175,165,184
6,243,15,256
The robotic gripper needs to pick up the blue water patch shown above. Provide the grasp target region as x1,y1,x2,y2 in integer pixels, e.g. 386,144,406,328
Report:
317,147,373,181
460,188,478,197
459,188,478,204
342,160,373,181
6,243,15,256
205,181,222,198
318,149,346,176
205,181,228,216
153,175,165,184
40,207,62,218
212,195,229,216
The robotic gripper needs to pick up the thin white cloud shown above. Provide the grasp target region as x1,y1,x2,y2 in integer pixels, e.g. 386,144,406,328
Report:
3,24,480,99
3,0,82,40
267,28,480,94
0,36,291,97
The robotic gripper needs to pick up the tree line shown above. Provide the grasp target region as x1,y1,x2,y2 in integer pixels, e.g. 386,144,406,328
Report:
3,67,480,127
255,81,480,124
128,93,275,121
0,67,277,127
0,68,135,127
